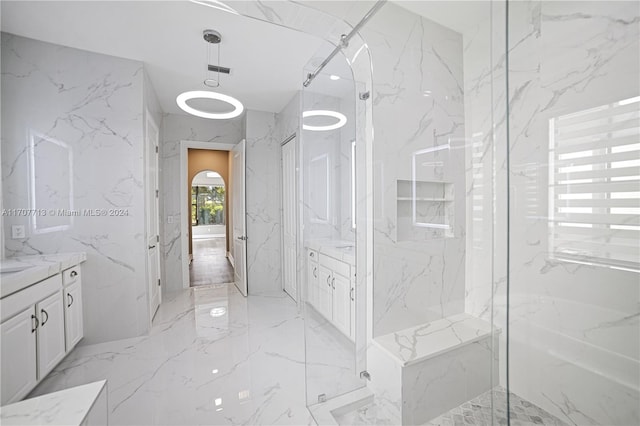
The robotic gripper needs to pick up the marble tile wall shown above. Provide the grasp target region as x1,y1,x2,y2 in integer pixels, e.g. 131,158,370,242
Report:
504,2,640,425
159,113,242,293
358,3,467,337
1,33,149,344
244,110,282,294
464,1,639,424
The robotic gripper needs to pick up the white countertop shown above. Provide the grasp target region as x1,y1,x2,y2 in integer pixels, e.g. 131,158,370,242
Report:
0,253,87,299
0,380,106,425
306,240,356,266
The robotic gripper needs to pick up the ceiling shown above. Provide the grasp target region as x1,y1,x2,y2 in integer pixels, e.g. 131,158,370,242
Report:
1,1,486,116
0,1,328,115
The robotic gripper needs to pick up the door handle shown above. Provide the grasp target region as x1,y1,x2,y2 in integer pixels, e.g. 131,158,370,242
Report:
148,244,156,249
237,236,247,241
31,314,39,333
68,293,74,308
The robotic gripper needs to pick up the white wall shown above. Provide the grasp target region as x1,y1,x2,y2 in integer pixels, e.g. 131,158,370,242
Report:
359,3,467,337
1,33,149,344
245,110,282,294
159,113,242,292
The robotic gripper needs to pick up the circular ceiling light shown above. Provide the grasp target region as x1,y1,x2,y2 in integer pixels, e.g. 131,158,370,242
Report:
176,90,243,120
303,110,347,131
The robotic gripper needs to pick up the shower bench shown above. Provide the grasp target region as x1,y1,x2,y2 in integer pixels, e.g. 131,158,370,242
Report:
367,313,498,425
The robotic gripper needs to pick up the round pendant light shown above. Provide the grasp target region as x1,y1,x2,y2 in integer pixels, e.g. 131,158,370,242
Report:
302,110,347,131
176,90,244,120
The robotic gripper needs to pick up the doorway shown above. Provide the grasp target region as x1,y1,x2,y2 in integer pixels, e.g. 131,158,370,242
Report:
186,148,234,287
189,170,233,286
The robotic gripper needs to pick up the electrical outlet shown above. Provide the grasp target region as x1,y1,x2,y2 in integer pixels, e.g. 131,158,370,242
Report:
167,216,173,224
11,225,25,239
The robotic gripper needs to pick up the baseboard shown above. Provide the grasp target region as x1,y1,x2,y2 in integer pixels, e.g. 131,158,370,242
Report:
227,252,235,268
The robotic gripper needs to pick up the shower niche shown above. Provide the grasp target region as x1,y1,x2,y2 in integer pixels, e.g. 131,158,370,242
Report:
396,179,454,240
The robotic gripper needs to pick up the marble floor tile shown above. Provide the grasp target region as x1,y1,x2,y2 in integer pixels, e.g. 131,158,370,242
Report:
190,237,235,287
29,283,314,425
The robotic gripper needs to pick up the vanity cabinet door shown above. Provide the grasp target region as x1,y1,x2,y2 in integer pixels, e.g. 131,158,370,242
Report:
350,279,356,340
0,307,37,405
307,260,319,309
332,272,351,337
64,280,83,350
36,291,66,379
318,266,333,320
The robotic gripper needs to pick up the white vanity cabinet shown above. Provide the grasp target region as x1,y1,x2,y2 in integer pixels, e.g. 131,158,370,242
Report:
0,306,38,405
0,257,85,405
63,266,83,350
37,290,67,379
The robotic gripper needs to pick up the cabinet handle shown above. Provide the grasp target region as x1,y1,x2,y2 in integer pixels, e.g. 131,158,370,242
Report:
31,314,39,333
309,252,314,257
70,270,78,278
68,293,74,308
327,275,331,287
148,245,156,250
350,287,355,301
41,309,49,326
313,267,317,278
332,277,335,289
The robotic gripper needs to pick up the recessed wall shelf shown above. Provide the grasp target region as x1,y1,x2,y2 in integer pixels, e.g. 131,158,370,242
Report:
397,180,454,241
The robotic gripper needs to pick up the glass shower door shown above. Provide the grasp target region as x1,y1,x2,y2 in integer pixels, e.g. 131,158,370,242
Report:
301,47,367,414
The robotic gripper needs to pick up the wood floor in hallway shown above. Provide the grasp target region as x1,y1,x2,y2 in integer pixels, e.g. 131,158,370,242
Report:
189,236,234,286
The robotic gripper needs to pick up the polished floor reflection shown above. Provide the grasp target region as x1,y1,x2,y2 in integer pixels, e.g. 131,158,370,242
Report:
29,284,313,425
190,237,234,287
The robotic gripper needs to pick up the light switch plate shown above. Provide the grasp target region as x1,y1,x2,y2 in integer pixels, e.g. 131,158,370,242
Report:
11,225,25,239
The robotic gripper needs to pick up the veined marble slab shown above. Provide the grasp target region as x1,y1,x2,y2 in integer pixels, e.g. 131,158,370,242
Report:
0,380,106,425
373,313,496,367
0,253,87,299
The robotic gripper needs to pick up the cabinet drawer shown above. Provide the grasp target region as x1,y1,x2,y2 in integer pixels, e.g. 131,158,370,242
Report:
62,266,81,286
1,274,62,323
320,254,350,278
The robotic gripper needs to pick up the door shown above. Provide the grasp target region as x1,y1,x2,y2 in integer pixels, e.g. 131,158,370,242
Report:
64,281,83,350
318,266,333,320
37,291,66,379
146,112,161,321
332,272,351,337
232,139,248,296
281,137,297,300
0,307,37,404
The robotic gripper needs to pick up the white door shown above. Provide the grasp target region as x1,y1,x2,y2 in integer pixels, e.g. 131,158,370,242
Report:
332,273,351,337
281,137,297,300
146,112,161,321
37,291,66,379
0,307,37,405
232,139,248,296
64,281,83,350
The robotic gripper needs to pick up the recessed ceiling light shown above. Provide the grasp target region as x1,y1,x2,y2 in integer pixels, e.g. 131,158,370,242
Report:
330,75,340,81
302,110,347,131
176,91,243,120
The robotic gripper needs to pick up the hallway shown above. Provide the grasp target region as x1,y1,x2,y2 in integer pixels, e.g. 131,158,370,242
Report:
190,237,235,287
29,283,313,425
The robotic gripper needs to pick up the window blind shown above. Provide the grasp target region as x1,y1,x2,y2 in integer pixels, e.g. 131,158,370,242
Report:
549,96,640,270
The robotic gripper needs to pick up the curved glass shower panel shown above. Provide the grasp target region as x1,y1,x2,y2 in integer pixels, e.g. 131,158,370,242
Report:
301,46,366,411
